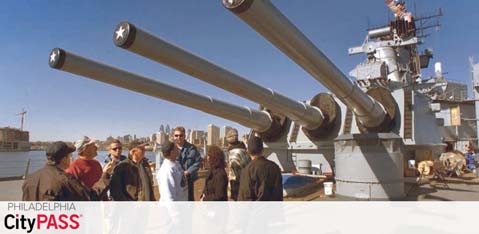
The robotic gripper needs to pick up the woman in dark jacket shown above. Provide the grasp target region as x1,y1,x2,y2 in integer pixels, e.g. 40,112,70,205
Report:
200,145,228,201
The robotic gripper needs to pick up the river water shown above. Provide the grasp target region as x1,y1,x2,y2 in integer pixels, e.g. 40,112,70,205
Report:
0,151,158,178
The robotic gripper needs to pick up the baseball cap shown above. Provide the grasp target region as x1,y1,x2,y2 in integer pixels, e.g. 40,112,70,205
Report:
74,136,97,153
46,141,76,163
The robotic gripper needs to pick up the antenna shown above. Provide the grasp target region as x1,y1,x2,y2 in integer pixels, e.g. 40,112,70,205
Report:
373,1,442,40
415,8,443,39
366,16,371,28
413,1,417,19
16,108,27,131
470,57,477,99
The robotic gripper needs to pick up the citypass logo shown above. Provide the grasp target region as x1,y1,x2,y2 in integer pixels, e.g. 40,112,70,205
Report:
3,202,82,233
4,213,80,233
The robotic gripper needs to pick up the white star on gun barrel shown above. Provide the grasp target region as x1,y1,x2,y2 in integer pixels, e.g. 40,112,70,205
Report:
50,51,58,63
115,26,126,40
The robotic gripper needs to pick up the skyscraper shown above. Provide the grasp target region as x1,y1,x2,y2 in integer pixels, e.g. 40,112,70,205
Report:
155,131,168,145
189,130,205,145
187,129,192,141
207,124,220,146
165,124,170,135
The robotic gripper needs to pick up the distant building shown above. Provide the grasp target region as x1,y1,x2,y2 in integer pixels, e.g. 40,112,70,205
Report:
106,136,115,143
150,133,156,143
122,134,132,144
154,131,168,145
0,127,30,151
207,124,220,146
138,137,148,142
187,129,192,141
189,130,205,146
188,131,194,144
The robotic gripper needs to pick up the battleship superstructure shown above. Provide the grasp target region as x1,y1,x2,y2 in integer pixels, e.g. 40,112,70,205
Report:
48,0,477,200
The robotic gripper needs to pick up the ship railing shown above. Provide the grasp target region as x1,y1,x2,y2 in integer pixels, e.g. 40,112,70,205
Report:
0,158,43,181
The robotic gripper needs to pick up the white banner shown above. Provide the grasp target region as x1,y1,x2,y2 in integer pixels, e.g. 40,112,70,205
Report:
1,202,477,234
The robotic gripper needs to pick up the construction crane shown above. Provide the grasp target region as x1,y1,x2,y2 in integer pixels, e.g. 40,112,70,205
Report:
16,109,27,131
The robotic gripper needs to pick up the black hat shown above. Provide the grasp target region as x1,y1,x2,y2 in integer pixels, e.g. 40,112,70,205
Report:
46,141,76,163
128,140,147,150
247,136,263,155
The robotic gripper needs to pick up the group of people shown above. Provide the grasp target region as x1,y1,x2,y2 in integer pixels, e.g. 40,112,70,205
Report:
22,126,283,201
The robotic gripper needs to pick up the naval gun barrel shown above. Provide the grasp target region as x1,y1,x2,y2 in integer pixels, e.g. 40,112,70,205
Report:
223,0,390,130
48,48,272,132
113,22,328,131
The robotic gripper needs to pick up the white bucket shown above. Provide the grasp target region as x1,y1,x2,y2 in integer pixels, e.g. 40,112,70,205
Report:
408,160,416,169
324,182,334,196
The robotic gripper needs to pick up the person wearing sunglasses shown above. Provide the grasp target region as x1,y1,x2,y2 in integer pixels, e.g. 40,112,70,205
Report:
173,126,202,201
110,140,156,201
104,139,127,166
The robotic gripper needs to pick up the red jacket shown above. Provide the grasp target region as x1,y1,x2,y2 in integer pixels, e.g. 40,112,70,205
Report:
66,157,103,188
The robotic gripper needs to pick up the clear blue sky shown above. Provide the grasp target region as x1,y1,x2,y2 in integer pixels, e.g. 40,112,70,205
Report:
1,0,478,141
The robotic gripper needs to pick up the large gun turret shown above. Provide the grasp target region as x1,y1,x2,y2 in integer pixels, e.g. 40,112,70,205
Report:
223,0,396,132
48,48,277,134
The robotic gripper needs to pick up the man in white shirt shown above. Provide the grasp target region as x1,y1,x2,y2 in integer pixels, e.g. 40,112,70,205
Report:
157,141,187,201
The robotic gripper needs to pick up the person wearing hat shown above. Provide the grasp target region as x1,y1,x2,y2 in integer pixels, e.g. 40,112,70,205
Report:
226,128,249,201
109,140,155,201
66,136,103,189
238,136,283,201
22,141,114,201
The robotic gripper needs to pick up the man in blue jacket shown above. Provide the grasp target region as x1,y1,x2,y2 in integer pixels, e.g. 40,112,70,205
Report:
173,126,202,201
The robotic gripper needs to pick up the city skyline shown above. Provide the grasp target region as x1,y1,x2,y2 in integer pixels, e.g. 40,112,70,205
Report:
2,1,479,141
30,123,244,146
